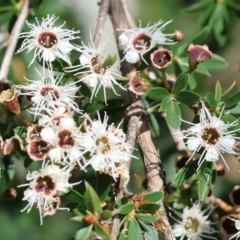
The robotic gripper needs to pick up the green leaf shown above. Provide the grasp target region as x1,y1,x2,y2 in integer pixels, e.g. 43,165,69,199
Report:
225,90,240,108
181,0,212,14
65,188,84,204
75,224,93,240
24,156,33,168
194,63,211,76
165,100,181,129
100,210,113,220
84,181,102,214
144,191,164,202
198,162,216,201
222,80,236,97
135,213,158,223
138,203,160,212
147,87,170,101
159,97,171,112
188,75,197,90
215,81,222,105
174,160,199,186
78,82,92,99
202,54,228,72
103,54,117,67
228,103,240,114
14,126,27,140
198,1,215,26
172,72,189,94
71,216,84,222
176,90,201,105
119,203,135,215
84,101,98,113
226,0,240,11
94,222,110,239
128,218,143,240
205,93,217,110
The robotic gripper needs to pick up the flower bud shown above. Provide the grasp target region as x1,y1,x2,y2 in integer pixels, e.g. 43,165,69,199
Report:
0,88,21,114
216,164,225,176
2,187,17,200
175,30,184,42
230,186,240,206
151,47,173,69
129,72,151,95
187,44,212,72
175,155,191,170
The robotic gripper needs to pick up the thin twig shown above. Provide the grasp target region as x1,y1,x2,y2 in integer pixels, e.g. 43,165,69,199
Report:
0,0,29,83
93,0,110,47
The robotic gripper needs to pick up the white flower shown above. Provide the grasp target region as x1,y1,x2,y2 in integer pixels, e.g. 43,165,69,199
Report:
40,117,93,169
85,112,134,180
181,100,240,171
15,69,81,119
118,20,175,64
18,162,78,224
16,14,80,67
65,33,125,104
228,216,240,240
171,202,215,240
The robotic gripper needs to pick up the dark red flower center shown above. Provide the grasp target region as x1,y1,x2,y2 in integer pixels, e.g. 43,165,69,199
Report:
38,32,58,48
201,127,220,145
58,130,74,148
29,140,49,160
96,136,110,153
132,33,152,51
35,176,55,195
40,87,60,99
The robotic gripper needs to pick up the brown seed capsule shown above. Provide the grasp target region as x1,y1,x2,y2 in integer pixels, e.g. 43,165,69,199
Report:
151,47,173,69
187,44,212,72
2,187,17,200
221,215,239,237
175,155,191,170
216,164,225,176
230,186,240,206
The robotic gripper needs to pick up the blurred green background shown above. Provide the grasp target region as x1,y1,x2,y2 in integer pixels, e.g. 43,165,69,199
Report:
0,0,240,239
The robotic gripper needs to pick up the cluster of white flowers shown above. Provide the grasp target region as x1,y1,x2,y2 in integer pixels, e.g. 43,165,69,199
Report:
14,14,149,223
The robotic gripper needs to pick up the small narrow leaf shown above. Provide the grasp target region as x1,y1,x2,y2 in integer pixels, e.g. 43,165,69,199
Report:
75,224,93,240
166,100,181,129
147,87,170,101
176,91,201,105
119,203,135,215
205,93,217,110
94,222,110,239
202,54,228,71
65,188,84,203
144,191,164,202
128,218,144,240
138,203,160,212
84,181,102,214
181,0,212,14
159,97,171,112
174,160,199,186
225,90,240,108
135,213,158,223
215,81,222,105
172,72,189,94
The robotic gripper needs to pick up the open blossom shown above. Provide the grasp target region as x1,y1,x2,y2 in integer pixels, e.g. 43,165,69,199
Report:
18,163,79,224
171,202,215,240
181,100,240,171
85,112,134,180
40,117,93,169
65,33,125,104
15,69,80,119
16,14,80,67
118,20,175,64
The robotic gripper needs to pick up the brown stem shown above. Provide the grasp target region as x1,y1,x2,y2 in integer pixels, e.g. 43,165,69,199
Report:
0,0,29,83
17,112,32,126
93,0,110,47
